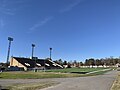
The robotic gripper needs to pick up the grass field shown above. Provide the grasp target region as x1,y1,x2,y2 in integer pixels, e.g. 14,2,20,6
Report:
46,67,109,73
0,67,111,79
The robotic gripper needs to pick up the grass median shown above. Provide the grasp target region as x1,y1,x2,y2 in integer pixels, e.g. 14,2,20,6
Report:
111,72,120,90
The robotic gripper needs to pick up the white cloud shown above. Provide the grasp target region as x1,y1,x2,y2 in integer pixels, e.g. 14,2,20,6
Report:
29,16,53,32
1,9,15,15
0,0,28,16
0,19,5,29
0,0,15,16
59,0,83,13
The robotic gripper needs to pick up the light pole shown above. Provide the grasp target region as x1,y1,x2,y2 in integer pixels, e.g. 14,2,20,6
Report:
49,47,52,60
31,44,35,59
6,37,13,64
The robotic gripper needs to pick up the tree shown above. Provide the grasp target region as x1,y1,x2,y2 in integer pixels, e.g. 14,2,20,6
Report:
95,59,100,66
63,60,67,65
85,59,89,66
67,62,71,68
89,58,95,67
79,62,84,66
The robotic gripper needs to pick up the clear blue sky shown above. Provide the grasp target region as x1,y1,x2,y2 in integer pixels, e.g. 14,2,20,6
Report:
0,0,120,62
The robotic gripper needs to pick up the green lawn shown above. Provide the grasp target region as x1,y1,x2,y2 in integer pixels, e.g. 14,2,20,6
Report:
46,67,109,73
0,67,111,79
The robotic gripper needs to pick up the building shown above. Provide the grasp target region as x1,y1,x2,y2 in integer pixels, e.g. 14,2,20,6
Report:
10,57,63,71
116,63,120,67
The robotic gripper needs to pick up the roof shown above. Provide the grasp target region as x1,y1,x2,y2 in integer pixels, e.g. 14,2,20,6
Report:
12,57,63,69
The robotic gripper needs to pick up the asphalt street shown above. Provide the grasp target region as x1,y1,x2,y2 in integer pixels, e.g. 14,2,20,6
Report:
41,70,117,90
0,70,117,90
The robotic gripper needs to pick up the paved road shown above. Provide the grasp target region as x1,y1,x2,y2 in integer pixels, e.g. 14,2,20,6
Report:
0,70,117,90
41,70,117,90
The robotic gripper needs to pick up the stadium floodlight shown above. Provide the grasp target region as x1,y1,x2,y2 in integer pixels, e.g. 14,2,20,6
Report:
31,44,35,59
6,37,13,64
49,47,52,60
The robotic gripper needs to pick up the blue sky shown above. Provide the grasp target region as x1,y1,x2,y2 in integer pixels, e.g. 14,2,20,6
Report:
0,0,120,62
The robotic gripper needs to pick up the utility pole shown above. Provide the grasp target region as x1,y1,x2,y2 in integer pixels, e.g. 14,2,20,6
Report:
6,37,13,64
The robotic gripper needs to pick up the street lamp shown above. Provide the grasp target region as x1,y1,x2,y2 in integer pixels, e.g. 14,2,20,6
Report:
49,47,52,60
6,37,13,64
31,44,35,59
